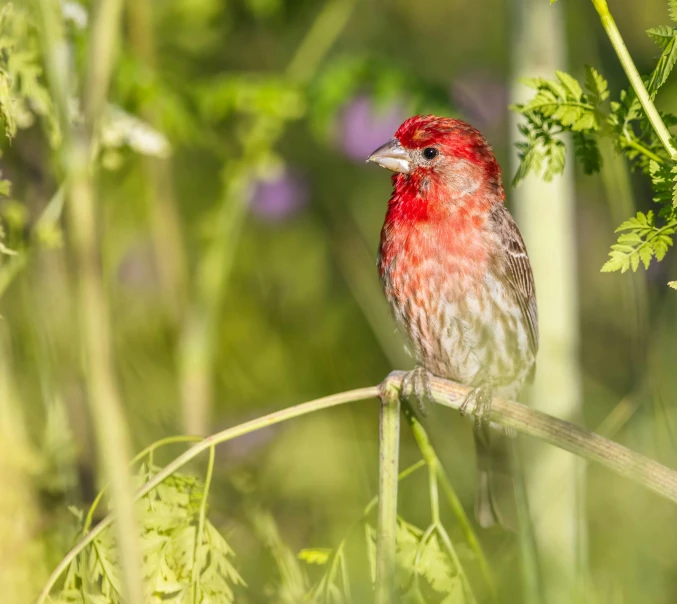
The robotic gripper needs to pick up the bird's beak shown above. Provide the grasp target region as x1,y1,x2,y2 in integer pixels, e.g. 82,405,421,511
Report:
366,139,411,175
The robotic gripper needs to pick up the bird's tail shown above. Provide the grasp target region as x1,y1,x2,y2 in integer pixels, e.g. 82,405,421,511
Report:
474,429,518,531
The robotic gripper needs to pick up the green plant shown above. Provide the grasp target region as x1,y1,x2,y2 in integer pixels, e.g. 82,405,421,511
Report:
512,0,677,279
4,0,677,602
37,374,677,603
54,461,245,604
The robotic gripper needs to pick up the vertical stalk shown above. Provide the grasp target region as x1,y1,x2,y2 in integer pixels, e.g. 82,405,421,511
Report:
36,0,143,601
510,0,583,602
375,381,401,604
590,0,677,159
83,0,124,128
66,145,144,602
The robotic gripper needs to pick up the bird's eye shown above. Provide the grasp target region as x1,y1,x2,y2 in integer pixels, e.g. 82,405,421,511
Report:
423,147,438,160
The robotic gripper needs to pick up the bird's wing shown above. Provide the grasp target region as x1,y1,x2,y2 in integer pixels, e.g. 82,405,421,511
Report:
491,204,539,355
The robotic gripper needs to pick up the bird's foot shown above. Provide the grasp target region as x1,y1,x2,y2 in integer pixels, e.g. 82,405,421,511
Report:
459,382,494,440
400,366,434,416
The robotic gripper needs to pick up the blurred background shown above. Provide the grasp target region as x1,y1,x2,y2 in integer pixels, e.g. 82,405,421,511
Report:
2,0,677,602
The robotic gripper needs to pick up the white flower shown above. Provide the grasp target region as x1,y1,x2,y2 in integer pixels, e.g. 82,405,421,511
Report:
60,0,88,29
101,106,172,158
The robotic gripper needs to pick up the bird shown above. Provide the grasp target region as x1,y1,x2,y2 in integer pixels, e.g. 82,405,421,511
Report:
367,114,538,529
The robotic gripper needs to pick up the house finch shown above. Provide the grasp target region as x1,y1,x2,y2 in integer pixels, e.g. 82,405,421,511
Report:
367,115,538,529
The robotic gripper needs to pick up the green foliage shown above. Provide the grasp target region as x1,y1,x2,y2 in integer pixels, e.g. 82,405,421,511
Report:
301,520,468,604
53,464,245,604
0,154,14,258
0,2,56,142
512,2,677,279
601,210,677,273
646,25,677,96
394,521,466,603
511,67,607,184
197,75,305,125
512,112,566,184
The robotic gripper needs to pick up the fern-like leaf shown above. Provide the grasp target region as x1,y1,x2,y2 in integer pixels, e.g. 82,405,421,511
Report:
601,211,677,273
646,25,677,97
54,465,246,604
670,0,677,23
512,69,609,183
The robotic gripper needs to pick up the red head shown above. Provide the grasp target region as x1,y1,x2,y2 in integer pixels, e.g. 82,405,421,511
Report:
367,115,504,224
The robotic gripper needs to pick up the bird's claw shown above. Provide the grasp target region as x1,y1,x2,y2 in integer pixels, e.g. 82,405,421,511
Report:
459,383,494,441
401,366,434,416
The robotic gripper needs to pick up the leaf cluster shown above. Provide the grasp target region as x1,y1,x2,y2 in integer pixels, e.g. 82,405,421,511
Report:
512,0,677,277
53,464,245,604
0,2,57,142
601,210,677,273
301,520,467,604
512,67,608,184
395,521,466,603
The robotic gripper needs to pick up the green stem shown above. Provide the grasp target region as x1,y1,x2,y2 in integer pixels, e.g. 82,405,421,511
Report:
286,0,356,84
387,371,677,503
437,467,497,600
312,459,427,598
428,458,440,525
374,381,401,604
42,371,677,602
435,523,476,603
192,445,215,603
36,386,379,603
422,441,476,602
363,459,427,517
623,131,666,165
591,0,677,159
310,460,425,598
83,0,124,127
405,408,496,598
36,0,143,601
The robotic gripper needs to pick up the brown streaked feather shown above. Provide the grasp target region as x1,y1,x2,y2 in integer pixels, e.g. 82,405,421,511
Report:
490,204,539,356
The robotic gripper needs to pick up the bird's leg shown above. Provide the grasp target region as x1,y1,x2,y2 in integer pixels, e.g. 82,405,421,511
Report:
400,365,434,416
459,380,494,442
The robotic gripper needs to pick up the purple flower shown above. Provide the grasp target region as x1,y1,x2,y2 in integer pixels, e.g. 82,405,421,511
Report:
451,72,508,132
250,169,309,222
337,95,407,161
117,241,160,293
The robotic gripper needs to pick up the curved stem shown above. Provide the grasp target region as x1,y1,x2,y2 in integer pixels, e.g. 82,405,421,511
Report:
36,386,379,604
624,133,666,165
384,371,677,502
591,0,677,159
40,373,677,602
